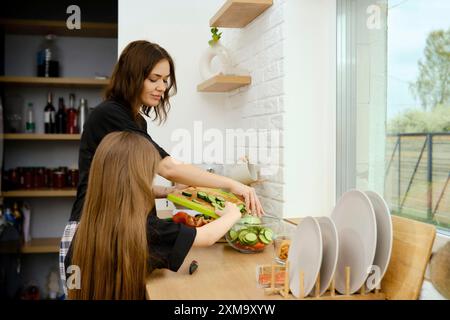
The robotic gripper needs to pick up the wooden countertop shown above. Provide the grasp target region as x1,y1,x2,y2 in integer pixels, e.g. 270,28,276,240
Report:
146,242,284,300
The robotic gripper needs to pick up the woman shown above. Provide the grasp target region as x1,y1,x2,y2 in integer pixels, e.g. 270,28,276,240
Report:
69,40,263,225
60,40,264,295
64,131,242,299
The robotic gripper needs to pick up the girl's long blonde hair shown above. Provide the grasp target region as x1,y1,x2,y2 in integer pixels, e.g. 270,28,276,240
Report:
68,131,161,300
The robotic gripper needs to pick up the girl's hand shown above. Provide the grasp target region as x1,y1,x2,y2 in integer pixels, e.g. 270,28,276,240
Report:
229,182,265,217
215,202,241,220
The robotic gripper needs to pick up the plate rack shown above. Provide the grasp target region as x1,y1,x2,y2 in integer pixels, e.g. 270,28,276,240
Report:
261,262,386,300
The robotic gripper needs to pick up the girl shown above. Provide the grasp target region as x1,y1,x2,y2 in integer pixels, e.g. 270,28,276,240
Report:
64,131,242,300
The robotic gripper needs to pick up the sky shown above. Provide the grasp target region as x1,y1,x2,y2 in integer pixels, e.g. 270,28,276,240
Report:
387,0,450,119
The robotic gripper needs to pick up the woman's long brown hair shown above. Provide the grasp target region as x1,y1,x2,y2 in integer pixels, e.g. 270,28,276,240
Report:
68,131,161,300
104,40,177,124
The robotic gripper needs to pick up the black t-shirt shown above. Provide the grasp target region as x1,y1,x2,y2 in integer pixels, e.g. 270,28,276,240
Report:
69,99,170,222
65,213,197,280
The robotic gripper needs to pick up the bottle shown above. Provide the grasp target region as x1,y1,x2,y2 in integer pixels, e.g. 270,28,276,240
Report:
12,202,23,233
25,102,36,133
56,97,66,134
22,202,32,243
37,34,60,77
66,94,78,134
44,92,56,133
78,98,88,134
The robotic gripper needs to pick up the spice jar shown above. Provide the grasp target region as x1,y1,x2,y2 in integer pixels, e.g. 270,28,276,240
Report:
45,168,53,188
34,167,45,188
24,168,33,189
67,169,79,188
8,168,19,190
18,167,25,189
52,171,66,189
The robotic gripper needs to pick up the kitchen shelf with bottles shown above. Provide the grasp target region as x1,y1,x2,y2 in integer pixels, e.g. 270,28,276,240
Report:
1,189,77,198
0,76,109,88
2,133,81,141
0,19,117,38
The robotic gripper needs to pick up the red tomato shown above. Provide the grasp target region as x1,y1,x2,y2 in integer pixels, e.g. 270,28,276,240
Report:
234,241,266,252
172,212,188,224
252,242,266,250
185,216,196,227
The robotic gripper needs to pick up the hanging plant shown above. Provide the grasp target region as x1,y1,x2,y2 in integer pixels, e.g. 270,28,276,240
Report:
208,27,223,46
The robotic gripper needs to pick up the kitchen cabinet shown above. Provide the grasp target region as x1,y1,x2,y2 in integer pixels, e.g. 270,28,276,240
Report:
0,15,116,298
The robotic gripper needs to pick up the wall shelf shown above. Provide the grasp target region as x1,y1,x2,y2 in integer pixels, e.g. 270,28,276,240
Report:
0,76,109,88
0,19,117,38
2,134,81,141
210,0,273,28
1,189,77,198
197,74,251,92
21,238,60,254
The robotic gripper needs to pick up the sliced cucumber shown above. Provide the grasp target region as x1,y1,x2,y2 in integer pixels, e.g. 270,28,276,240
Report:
182,191,192,197
207,195,216,203
259,233,270,245
197,191,208,201
243,233,258,246
212,202,221,210
263,229,273,242
216,196,225,202
240,214,261,225
238,230,250,243
229,230,238,242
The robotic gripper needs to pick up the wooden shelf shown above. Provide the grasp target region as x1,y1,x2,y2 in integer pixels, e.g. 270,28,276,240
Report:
0,76,109,87
210,0,273,28
1,189,77,198
21,238,60,254
2,133,81,141
197,74,251,92
0,19,117,38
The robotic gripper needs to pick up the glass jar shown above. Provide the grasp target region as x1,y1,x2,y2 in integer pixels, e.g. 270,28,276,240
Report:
52,171,66,189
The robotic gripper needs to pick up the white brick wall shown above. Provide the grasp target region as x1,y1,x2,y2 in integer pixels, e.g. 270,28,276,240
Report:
222,0,286,217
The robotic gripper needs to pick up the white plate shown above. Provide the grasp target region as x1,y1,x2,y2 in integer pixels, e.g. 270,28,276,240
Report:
364,190,393,291
331,190,377,294
316,217,339,296
287,216,323,298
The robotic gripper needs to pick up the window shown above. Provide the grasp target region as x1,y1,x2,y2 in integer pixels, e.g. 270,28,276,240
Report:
337,0,450,232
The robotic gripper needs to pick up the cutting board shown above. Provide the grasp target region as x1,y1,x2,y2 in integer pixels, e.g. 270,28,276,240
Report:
167,187,245,219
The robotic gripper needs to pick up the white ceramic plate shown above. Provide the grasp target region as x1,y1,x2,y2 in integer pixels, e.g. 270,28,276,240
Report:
364,190,393,291
287,216,323,298
316,217,339,296
331,190,377,294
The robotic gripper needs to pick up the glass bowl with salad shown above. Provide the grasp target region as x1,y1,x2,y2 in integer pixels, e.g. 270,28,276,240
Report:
225,214,281,253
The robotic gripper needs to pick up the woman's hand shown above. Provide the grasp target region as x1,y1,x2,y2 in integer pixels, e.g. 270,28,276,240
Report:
173,183,189,192
229,182,264,217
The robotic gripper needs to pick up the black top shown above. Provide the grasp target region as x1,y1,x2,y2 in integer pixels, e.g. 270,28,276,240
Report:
69,99,170,222
65,214,197,279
